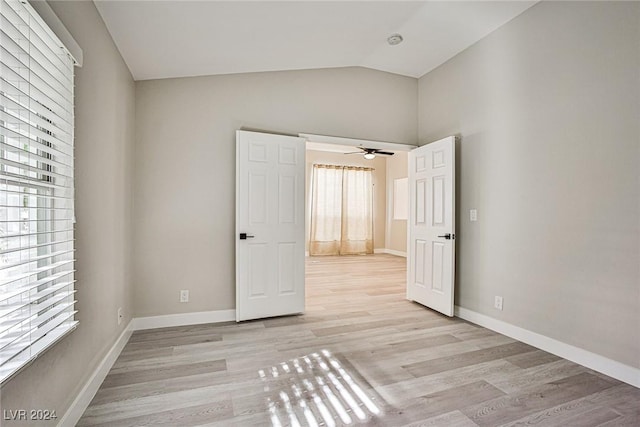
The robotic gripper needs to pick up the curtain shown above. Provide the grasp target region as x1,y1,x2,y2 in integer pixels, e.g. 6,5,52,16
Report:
309,164,373,255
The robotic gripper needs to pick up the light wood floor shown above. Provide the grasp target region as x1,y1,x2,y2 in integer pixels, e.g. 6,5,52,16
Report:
78,254,639,426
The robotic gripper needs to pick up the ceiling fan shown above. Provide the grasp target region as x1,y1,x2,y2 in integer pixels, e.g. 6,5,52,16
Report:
345,147,395,160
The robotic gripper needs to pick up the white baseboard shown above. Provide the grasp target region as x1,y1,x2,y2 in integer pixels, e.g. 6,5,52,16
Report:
58,321,133,427
455,306,640,388
131,309,236,331
385,248,407,257
374,248,407,257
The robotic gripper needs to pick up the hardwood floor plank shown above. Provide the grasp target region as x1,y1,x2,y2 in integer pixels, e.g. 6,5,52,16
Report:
501,398,621,427
406,410,479,427
80,400,234,427
377,359,520,406
122,333,222,352
462,372,617,427
101,359,227,388
505,348,562,369
583,383,640,419
90,371,229,406
488,359,587,394
597,416,640,427
346,339,484,371
416,380,506,415
450,327,498,341
389,333,462,351
402,341,535,378
129,324,225,343
311,315,428,337
113,347,174,364
81,381,255,425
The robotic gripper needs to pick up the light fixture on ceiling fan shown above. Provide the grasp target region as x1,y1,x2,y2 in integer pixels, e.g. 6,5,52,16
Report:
345,147,395,160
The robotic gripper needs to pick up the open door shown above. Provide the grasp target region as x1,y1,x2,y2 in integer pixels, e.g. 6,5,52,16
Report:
236,130,306,321
407,136,456,316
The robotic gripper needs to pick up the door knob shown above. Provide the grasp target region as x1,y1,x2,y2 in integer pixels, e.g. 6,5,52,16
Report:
239,233,255,240
437,233,454,240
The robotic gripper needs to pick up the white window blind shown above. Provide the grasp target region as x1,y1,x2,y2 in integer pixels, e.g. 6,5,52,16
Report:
0,0,76,384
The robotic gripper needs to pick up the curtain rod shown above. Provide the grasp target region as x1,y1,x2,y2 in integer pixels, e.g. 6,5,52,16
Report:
312,163,375,171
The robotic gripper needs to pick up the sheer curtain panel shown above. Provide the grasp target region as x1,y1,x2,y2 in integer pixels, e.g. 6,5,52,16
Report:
0,0,77,384
309,164,343,255
309,164,373,256
340,166,373,254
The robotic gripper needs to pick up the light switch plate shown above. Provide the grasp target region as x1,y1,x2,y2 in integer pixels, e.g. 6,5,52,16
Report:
470,209,478,222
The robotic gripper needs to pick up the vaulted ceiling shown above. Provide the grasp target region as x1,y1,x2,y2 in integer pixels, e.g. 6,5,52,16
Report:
95,1,536,81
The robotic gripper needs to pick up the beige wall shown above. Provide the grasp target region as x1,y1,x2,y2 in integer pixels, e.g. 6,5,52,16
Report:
0,1,135,423
385,152,408,254
418,1,640,368
134,68,417,317
305,150,386,252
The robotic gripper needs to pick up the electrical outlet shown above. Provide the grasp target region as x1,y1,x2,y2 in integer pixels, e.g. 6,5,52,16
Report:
494,296,503,311
180,290,189,303
117,307,123,325
470,209,478,222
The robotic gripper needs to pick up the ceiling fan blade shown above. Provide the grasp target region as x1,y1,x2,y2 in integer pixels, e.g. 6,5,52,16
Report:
374,151,395,156
344,151,363,155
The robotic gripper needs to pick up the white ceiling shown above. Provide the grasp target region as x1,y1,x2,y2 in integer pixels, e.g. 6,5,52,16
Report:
94,1,537,81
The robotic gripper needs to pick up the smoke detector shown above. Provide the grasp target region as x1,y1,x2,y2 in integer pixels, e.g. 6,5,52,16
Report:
387,33,403,46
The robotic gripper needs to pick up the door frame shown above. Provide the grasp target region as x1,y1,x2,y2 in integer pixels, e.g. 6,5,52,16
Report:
235,131,418,321
300,133,417,153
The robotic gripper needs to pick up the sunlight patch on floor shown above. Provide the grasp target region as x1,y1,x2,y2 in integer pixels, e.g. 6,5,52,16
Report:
258,349,382,426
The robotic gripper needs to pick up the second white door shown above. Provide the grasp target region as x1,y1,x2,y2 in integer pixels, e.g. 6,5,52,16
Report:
407,136,456,316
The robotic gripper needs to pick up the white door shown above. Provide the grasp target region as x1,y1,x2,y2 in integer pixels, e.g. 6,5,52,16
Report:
407,136,456,316
236,130,306,321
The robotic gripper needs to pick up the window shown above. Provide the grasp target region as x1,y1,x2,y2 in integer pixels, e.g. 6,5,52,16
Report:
393,177,408,220
309,164,373,255
0,0,76,384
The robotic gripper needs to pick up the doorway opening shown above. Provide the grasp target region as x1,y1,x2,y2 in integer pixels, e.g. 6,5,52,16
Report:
304,136,411,308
